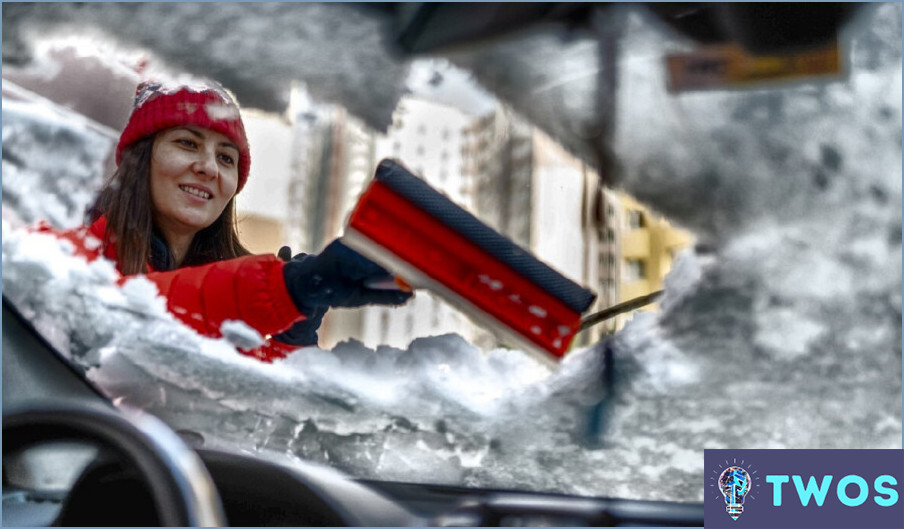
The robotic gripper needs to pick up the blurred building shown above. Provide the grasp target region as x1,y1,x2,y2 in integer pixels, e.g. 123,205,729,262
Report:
461,106,693,345
3,44,693,354
584,186,622,341
287,109,374,253
462,107,534,247
577,187,694,338
234,109,294,255
381,98,474,208
613,193,693,326
245,89,695,352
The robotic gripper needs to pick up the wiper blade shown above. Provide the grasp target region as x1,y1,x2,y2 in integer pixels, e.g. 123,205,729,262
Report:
579,290,663,331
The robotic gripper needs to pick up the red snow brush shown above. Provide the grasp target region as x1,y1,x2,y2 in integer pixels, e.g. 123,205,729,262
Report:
344,159,596,365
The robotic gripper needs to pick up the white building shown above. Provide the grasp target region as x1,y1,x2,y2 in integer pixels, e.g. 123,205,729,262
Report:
235,109,295,255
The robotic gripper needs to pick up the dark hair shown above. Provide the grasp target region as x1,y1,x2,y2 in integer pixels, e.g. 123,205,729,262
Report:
88,135,250,274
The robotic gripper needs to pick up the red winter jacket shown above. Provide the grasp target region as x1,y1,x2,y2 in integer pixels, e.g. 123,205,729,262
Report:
36,216,305,362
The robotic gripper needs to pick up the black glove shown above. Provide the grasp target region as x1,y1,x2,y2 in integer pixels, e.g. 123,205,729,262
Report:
272,303,327,347
272,247,326,347
283,239,413,313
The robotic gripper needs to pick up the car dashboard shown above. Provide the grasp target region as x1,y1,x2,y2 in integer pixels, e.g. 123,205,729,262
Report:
4,442,704,527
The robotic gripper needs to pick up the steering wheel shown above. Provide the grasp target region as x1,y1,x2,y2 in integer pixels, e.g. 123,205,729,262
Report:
3,403,226,526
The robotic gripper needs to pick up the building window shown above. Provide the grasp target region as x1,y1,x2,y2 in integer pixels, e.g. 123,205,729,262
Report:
598,252,616,270
416,145,425,156
623,259,646,281
627,210,646,229
607,203,615,217
607,228,616,242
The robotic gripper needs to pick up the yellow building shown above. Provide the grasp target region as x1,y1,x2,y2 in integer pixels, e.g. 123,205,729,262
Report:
573,187,695,346
616,193,693,324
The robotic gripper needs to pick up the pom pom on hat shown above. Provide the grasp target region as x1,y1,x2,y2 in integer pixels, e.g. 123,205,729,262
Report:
116,80,251,193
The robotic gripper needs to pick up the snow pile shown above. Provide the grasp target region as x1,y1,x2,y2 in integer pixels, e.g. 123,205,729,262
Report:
1,92,114,228
3,223,630,497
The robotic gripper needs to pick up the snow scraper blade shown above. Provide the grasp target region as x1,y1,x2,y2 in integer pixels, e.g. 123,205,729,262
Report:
343,158,597,365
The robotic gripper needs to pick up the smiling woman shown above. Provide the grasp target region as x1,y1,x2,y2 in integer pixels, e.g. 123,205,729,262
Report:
32,79,412,361
148,127,241,267
92,81,252,275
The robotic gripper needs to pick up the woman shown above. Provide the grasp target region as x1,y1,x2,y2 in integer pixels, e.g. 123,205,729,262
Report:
40,79,411,361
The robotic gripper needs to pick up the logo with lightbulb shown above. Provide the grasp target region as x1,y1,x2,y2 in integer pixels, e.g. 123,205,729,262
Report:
711,459,761,521
705,449,903,529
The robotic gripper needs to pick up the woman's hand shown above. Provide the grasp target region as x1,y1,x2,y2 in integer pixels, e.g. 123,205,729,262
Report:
282,240,413,313
273,246,325,347
271,304,327,347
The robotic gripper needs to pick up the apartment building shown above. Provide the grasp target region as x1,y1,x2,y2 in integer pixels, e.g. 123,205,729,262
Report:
613,193,694,328
247,91,695,350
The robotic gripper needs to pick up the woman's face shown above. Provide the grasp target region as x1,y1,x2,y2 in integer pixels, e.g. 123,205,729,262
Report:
149,126,240,238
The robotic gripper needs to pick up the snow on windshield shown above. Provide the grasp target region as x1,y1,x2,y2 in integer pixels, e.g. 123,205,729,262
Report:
3,3,408,130
4,220,633,498
2,2,901,504
1,88,115,228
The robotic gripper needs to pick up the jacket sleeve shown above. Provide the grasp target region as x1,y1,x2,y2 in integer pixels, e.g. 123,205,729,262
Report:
143,255,305,341
37,222,306,362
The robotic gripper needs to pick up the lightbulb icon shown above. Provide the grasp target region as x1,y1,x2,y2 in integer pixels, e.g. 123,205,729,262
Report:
719,466,751,520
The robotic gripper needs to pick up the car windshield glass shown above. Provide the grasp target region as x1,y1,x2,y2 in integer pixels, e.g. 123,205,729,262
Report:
2,3,901,504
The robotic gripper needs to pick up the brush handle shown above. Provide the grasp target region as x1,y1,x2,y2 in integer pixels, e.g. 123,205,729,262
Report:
363,276,414,292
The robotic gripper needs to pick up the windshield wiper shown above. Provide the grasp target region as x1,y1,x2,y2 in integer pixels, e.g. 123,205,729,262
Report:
579,290,664,331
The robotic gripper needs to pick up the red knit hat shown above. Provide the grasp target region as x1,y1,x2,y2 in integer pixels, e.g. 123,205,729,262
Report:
116,80,252,193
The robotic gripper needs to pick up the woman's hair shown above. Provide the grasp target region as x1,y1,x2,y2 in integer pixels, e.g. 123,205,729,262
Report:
88,135,250,274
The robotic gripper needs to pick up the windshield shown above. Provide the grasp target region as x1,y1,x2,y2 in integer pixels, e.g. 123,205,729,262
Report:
2,3,901,504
